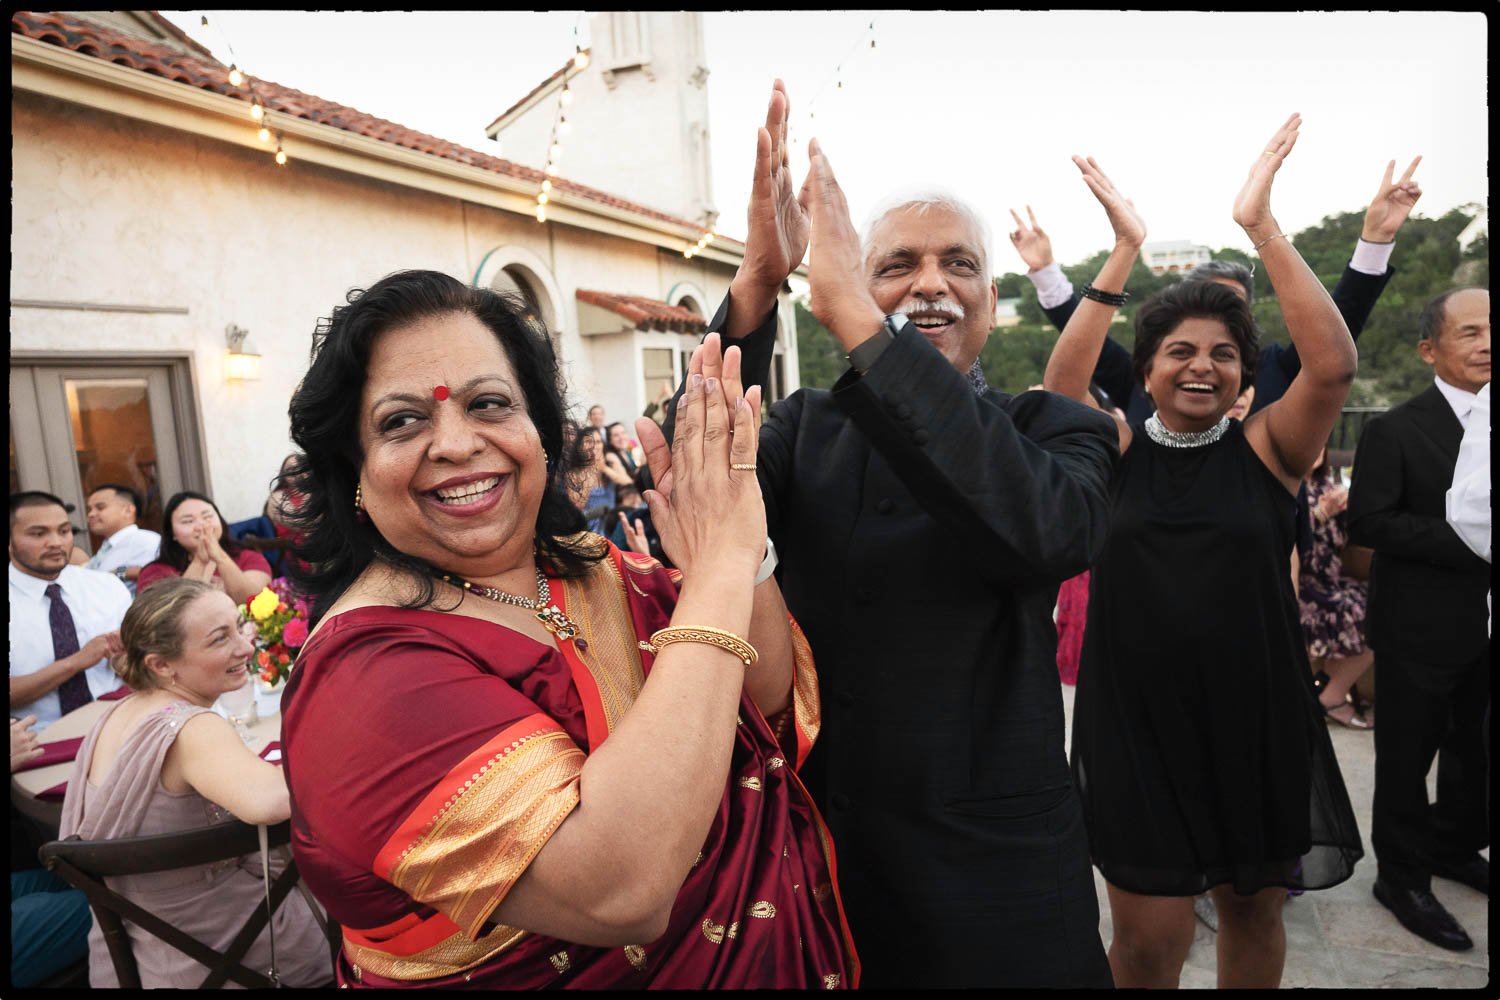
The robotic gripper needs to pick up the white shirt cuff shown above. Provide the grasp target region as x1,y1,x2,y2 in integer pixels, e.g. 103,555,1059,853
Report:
1349,238,1395,276
1027,261,1075,310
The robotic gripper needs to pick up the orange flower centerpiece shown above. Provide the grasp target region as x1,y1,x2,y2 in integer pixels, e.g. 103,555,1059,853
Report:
238,577,310,715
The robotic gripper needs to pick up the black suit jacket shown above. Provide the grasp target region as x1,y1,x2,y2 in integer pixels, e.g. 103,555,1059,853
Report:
666,295,1118,985
1043,262,1394,419
1347,383,1490,664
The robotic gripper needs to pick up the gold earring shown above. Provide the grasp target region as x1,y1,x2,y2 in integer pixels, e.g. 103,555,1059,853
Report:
354,484,363,512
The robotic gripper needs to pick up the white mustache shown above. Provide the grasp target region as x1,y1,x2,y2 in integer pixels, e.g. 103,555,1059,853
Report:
895,298,965,321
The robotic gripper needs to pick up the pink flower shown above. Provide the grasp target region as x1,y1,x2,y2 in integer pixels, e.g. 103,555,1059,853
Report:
282,617,309,648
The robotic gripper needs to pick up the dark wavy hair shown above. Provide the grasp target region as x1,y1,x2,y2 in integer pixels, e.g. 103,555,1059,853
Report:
156,491,245,573
1133,280,1260,396
285,269,598,625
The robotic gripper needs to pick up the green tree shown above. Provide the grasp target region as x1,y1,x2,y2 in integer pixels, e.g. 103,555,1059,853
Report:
794,300,845,391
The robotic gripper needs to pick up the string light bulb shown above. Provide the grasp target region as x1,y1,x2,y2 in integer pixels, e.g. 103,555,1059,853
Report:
558,117,570,135
250,103,264,121
536,207,547,222
550,141,563,159
560,85,573,106
258,127,270,142
573,47,590,70
541,179,552,192
546,163,559,177
537,192,549,205
228,66,244,87
275,148,287,166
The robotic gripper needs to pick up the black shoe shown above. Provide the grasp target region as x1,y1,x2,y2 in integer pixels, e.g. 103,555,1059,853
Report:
1428,855,1489,895
1372,879,1473,951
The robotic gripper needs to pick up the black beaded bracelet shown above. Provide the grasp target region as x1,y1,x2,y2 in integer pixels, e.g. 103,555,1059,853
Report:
1080,283,1129,307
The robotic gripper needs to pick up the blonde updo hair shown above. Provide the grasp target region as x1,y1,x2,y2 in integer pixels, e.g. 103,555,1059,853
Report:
115,577,219,690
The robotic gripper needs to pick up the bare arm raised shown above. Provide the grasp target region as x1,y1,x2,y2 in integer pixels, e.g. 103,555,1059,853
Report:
1240,114,1358,492
1042,156,1145,450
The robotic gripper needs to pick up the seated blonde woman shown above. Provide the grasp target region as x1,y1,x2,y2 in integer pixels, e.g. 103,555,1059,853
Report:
58,577,331,988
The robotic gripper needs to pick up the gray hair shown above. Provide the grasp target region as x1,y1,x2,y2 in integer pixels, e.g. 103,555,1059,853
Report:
860,190,994,279
1183,259,1255,305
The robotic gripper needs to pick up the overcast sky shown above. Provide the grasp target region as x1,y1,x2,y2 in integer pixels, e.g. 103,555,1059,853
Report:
162,11,1488,277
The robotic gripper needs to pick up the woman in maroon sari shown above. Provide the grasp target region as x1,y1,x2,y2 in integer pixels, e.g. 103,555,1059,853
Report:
278,270,856,988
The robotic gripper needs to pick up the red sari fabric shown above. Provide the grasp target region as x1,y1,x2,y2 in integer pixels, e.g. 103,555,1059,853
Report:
281,540,856,988
1054,570,1090,686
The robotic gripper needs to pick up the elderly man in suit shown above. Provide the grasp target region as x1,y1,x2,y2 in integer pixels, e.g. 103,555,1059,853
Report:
1348,286,1490,951
650,82,1117,987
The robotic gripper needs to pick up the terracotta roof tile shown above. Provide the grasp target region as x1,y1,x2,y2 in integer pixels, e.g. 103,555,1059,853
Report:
12,11,742,246
577,289,707,333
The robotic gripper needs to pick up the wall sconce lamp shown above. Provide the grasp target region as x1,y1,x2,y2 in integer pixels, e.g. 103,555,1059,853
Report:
225,323,261,382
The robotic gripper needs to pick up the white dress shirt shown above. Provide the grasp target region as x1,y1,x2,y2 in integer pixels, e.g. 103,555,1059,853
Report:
85,523,162,596
1446,383,1491,632
9,563,132,727
1434,374,1480,432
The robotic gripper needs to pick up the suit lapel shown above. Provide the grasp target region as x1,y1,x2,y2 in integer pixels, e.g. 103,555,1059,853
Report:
1406,385,1463,464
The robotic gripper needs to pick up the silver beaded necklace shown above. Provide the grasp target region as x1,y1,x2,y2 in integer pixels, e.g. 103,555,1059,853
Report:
1144,413,1232,449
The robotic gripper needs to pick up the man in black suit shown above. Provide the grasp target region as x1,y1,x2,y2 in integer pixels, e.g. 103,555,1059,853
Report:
653,83,1117,987
1348,286,1491,951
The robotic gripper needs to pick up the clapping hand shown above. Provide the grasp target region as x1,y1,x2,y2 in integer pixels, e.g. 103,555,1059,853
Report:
801,137,885,350
1234,113,1300,240
618,512,653,558
639,369,766,579
1073,156,1147,248
637,335,762,501
1362,156,1422,243
1008,206,1055,272
10,715,43,772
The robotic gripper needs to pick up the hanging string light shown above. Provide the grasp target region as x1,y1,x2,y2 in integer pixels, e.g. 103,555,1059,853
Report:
202,14,288,166
793,16,880,147
535,16,590,224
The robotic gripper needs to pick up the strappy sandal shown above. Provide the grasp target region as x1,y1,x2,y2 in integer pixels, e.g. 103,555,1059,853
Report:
1321,693,1373,730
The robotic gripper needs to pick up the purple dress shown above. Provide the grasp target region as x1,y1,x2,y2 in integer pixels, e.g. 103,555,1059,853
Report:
1297,476,1369,660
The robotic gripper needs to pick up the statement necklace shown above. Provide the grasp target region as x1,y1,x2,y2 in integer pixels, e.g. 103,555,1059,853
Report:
434,566,582,643
1144,413,1231,449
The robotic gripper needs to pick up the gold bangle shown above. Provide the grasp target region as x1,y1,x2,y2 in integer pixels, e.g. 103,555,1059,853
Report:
1253,232,1287,251
639,626,758,666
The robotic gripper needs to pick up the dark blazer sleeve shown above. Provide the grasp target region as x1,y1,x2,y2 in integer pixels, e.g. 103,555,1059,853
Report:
831,329,1118,586
661,291,779,446
1042,295,1077,332
1269,263,1394,381
1347,409,1481,569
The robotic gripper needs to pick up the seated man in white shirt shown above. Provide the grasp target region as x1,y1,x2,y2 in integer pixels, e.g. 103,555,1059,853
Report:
9,492,131,728
83,484,161,596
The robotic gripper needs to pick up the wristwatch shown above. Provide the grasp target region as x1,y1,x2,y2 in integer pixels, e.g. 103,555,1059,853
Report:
847,313,909,373
114,567,130,582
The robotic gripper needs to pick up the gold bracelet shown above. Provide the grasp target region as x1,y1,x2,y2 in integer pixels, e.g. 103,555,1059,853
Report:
1253,232,1287,251
639,626,759,666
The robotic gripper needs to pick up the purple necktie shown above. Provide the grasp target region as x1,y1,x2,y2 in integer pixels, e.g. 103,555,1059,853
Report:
46,583,94,715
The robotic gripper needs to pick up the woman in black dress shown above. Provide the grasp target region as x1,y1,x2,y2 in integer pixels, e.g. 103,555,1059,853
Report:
1043,115,1363,987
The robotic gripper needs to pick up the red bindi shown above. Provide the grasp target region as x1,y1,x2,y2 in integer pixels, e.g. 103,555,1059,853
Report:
433,385,449,401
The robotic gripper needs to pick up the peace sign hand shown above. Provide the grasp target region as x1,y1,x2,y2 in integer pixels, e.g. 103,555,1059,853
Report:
1234,113,1300,239
1008,205,1054,272
1362,156,1422,243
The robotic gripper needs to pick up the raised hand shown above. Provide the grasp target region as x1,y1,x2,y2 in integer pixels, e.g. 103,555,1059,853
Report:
618,512,653,557
800,137,885,350
1008,205,1055,271
640,335,762,502
1072,156,1146,248
727,80,810,336
1234,113,1300,239
640,372,766,579
1362,156,1422,242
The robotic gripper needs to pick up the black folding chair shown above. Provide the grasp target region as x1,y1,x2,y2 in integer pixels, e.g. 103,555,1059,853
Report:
39,819,338,988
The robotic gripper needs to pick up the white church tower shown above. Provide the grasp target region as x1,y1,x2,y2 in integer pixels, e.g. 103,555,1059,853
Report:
485,12,718,230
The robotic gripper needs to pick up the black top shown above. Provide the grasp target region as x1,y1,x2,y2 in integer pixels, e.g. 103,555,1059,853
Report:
1072,419,1363,895
666,295,1118,987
